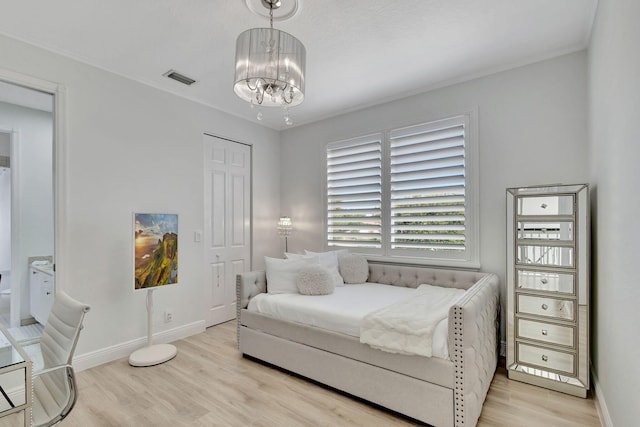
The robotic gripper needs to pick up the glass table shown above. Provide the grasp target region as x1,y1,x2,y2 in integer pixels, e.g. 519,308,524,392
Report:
0,327,32,427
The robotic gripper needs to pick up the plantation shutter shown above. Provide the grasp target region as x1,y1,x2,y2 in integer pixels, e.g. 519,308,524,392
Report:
326,135,382,248
389,117,467,253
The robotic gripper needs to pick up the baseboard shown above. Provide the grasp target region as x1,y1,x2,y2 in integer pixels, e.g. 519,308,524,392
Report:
20,316,37,326
72,320,206,372
591,367,613,427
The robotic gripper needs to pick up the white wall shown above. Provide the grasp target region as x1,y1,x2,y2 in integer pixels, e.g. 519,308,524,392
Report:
280,51,589,342
0,33,281,359
0,102,53,316
588,0,640,425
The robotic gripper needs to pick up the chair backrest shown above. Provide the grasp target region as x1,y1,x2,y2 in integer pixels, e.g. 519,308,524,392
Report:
40,291,91,369
33,291,90,427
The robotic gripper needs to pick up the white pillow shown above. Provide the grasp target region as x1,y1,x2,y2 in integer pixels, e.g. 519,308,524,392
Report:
338,254,369,284
284,252,313,260
264,256,316,294
296,265,335,295
304,250,345,287
306,249,350,259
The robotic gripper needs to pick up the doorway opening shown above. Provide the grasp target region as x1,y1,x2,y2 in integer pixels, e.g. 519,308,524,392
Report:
0,74,59,336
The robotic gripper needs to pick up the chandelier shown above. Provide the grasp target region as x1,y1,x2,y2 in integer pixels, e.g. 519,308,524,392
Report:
234,0,306,125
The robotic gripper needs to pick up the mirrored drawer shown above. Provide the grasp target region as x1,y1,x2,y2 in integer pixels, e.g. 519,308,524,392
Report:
517,269,574,294
517,319,574,347
518,294,574,321
517,343,574,375
517,195,574,216
0,368,27,413
517,221,574,242
517,245,574,267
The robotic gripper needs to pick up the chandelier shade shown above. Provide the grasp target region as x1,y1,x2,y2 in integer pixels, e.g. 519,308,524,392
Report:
234,27,306,108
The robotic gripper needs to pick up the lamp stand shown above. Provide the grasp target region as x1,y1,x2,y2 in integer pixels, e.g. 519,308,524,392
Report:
285,236,288,253
129,288,177,367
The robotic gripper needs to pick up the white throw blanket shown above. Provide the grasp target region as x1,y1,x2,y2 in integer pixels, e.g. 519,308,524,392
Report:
360,284,466,357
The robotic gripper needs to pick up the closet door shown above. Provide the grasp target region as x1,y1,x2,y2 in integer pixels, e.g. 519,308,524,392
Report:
204,135,251,327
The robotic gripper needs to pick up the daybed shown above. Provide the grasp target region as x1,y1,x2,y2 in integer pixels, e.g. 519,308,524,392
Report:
236,261,500,427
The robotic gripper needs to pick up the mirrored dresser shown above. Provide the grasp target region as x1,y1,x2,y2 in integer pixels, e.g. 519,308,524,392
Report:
506,184,589,397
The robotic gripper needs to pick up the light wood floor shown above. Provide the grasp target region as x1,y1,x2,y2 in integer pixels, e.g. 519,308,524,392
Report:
60,321,601,427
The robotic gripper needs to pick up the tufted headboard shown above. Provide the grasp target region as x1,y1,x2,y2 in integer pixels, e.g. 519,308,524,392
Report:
236,262,489,311
367,262,488,290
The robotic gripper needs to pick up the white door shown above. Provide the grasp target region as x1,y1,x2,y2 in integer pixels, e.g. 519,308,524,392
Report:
204,134,251,327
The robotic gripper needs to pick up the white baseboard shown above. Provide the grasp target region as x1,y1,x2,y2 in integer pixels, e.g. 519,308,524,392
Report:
72,320,205,372
592,368,613,427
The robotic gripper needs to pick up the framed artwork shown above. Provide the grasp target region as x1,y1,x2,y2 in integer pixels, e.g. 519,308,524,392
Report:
134,213,178,289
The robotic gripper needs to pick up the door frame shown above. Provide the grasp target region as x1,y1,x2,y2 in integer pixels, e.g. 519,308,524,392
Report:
0,127,21,326
0,68,66,326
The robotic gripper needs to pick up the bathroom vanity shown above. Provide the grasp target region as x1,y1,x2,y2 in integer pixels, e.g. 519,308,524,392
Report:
29,263,54,325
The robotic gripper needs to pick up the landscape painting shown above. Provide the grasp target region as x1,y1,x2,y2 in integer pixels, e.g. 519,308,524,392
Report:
134,213,178,289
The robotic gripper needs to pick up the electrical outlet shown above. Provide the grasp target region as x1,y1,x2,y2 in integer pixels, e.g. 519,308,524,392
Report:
164,310,173,323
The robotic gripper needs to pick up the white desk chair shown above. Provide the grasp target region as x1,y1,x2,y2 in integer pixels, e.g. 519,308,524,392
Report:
31,291,90,427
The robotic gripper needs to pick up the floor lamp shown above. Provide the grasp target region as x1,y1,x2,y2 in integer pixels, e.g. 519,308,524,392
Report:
277,216,293,253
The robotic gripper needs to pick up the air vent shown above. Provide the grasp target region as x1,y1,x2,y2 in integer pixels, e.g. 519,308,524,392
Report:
163,70,196,86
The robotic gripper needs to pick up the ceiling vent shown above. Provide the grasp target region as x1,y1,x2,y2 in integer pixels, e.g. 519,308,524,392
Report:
163,70,196,86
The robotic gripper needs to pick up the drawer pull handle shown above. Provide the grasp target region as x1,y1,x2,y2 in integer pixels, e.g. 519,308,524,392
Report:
541,303,549,310
541,329,548,336
541,355,549,362
541,278,548,284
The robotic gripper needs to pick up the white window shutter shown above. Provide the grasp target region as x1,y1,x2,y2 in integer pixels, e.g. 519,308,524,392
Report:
389,116,467,254
324,112,478,267
326,135,382,248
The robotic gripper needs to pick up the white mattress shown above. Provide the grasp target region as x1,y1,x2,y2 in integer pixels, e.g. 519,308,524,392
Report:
247,283,451,359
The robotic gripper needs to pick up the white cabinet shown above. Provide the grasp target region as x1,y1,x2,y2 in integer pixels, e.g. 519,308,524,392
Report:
506,184,589,398
29,266,54,325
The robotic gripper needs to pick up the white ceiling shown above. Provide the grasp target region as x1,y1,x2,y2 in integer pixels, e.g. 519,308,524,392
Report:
0,0,597,130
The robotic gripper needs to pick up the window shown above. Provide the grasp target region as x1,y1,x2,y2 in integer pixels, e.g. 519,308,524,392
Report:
325,113,479,267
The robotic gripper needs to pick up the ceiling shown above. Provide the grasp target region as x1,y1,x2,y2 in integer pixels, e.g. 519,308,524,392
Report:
0,0,597,130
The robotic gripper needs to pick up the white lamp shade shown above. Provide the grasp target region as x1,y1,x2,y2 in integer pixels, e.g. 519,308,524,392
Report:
234,27,306,107
277,216,293,236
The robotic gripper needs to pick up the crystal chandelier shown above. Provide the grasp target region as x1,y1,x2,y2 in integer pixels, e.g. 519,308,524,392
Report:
234,0,306,125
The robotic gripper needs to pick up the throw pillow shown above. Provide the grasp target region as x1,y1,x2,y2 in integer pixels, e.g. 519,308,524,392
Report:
304,250,345,287
296,265,335,295
264,256,316,294
338,254,369,284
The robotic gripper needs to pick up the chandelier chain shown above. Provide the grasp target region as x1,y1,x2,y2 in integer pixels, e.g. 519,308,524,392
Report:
269,3,274,29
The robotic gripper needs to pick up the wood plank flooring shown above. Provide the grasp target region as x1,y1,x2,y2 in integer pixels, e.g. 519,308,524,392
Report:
60,321,601,426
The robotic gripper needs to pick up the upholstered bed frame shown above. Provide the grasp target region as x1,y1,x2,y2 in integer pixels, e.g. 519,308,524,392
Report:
236,262,500,427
